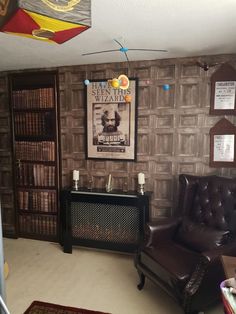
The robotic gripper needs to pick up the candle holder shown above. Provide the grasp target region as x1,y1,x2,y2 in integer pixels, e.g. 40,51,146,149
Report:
73,179,79,191
138,183,145,195
123,181,128,193
106,182,113,192
87,177,93,190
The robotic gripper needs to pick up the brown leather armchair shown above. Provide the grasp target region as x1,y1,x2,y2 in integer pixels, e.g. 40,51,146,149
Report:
135,174,236,314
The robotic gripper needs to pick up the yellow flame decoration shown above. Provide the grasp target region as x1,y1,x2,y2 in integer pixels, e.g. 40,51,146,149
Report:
41,0,81,12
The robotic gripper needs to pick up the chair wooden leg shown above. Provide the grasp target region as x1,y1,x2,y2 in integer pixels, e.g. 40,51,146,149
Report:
137,271,145,290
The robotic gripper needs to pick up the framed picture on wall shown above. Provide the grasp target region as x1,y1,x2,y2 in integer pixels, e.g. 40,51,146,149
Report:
85,78,138,161
209,118,236,167
210,63,236,115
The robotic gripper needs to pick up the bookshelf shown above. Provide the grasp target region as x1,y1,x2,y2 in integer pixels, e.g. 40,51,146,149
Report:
9,71,60,241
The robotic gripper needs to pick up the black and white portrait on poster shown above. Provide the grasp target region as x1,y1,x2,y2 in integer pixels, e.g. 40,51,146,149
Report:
86,79,138,160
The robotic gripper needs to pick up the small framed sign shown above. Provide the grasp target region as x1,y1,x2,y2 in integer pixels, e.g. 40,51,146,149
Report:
214,81,236,110
210,118,236,167
210,63,236,115
213,134,234,162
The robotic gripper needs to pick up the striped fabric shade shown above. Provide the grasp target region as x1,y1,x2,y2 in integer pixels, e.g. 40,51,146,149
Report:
0,0,91,44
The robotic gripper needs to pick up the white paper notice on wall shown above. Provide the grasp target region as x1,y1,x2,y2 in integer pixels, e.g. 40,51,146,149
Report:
213,134,235,162
214,81,236,110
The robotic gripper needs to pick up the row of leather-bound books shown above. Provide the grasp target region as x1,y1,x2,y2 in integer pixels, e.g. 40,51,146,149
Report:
12,88,54,109
17,163,55,187
14,111,54,137
17,190,57,212
15,141,55,161
19,214,57,236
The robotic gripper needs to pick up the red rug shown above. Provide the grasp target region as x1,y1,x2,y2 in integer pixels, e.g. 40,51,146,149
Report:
24,301,111,314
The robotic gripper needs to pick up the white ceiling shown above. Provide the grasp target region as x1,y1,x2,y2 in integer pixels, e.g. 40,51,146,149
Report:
1,0,236,72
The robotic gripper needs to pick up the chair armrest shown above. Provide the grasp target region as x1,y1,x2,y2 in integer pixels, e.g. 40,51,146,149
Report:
145,217,182,247
184,241,236,302
202,240,236,263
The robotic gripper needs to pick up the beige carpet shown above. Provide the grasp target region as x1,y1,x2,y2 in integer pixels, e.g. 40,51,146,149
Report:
3,238,223,314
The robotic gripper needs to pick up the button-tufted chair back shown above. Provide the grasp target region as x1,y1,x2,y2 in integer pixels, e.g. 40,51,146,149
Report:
179,174,236,233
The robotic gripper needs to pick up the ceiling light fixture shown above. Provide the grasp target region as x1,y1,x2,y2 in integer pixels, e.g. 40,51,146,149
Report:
83,38,167,94
83,38,167,66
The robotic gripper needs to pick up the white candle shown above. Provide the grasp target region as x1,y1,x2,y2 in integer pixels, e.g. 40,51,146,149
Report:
138,172,145,185
108,174,112,187
73,170,79,181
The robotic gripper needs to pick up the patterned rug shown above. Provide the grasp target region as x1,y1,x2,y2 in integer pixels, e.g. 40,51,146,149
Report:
24,301,111,314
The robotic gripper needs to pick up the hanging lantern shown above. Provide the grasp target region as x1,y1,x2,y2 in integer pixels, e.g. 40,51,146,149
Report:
0,0,91,44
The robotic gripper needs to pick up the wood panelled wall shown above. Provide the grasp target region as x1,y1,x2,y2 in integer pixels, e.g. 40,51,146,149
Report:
1,54,236,236
59,54,236,219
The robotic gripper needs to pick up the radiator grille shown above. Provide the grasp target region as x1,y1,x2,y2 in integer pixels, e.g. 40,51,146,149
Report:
71,201,140,245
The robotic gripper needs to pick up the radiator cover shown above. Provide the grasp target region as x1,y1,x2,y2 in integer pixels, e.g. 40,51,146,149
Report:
60,189,150,253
